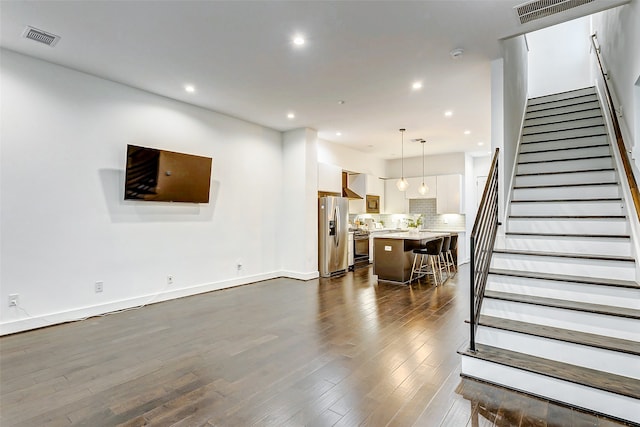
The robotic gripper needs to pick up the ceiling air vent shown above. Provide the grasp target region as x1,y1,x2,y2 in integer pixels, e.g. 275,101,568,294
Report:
22,26,60,47
515,0,594,24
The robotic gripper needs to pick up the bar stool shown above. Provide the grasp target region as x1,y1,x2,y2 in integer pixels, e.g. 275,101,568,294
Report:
409,237,444,286
439,235,451,282
446,234,458,277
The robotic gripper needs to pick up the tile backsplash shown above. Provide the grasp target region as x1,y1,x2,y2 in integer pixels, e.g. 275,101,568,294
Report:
350,198,465,230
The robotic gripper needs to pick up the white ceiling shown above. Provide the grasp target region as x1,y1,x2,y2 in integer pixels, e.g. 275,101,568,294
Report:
0,0,628,159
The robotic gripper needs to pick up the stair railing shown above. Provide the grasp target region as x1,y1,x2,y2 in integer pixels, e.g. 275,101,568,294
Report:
469,147,499,352
591,33,640,222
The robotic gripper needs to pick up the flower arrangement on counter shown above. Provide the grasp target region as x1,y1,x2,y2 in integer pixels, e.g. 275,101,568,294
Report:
406,215,423,229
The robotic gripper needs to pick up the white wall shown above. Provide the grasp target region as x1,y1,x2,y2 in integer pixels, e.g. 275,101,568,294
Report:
385,152,466,178
592,2,640,165
527,17,592,98
501,35,529,223
0,50,295,334
317,139,386,177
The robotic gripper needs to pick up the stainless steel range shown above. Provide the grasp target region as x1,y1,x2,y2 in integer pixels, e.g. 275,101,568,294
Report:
353,229,370,268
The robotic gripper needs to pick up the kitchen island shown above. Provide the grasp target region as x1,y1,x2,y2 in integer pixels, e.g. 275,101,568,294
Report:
373,231,450,284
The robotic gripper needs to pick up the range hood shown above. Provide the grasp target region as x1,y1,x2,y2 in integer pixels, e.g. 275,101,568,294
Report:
342,172,363,199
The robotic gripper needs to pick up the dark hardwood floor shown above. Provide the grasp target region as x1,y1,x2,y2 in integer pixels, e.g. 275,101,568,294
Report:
0,265,633,426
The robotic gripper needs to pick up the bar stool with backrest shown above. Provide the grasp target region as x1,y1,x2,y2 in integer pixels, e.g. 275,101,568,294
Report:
446,234,458,277
409,237,444,286
438,235,451,282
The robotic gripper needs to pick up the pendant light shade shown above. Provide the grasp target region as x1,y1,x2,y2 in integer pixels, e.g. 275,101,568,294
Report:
418,139,429,195
396,128,409,191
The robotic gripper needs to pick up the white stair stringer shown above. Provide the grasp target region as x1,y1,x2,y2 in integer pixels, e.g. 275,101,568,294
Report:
460,355,640,425
461,87,640,424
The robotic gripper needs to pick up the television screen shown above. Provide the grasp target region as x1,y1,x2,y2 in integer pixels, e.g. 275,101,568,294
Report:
124,145,212,203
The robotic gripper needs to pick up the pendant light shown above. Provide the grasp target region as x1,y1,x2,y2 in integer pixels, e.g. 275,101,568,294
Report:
396,128,409,191
418,139,429,195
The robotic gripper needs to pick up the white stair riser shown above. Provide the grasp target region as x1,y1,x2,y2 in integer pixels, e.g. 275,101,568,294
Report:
517,157,613,174
509,200,625,216
528,95,598,111
507,218,628,235
460,357,640,424
481,299,640,341
486,274,640,309
512,185,619,201
514,170,616,187
496,235,631,257
520,135,609,153
490,253,635,281
526,100,601,119
528,88,596,105
524,109,602,127
523,117,605,135
519,145,610,163
522,126,606,143
475,327,640,379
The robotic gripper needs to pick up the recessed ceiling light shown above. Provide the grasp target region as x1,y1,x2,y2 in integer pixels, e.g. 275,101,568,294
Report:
367,144,374,148
287,113,295,119
336,132,342,136
450,48,464,59
464,130,471,135
412,81,423,90
185,85,195,93
293,35,305,46
338,100,345,105
478,142,484,146
444,111,453,117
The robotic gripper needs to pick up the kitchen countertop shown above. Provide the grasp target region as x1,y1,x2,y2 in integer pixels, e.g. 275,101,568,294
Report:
374,231,450,241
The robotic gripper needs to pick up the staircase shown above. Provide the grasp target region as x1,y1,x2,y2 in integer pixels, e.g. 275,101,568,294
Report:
459,87,640,424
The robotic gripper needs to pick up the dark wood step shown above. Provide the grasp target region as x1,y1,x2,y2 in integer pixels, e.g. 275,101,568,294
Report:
525,105,602,122
489,268,640,289
518,154,611,165
459,344,640,399
515,167,615,177
527,93,598,112
528,87,595,102
492,249,635,263
519,143,609,155
477,315,640,356
523,113,603,129
483,290,640,320
510,198,622,203
522,124,606,137
513,182,618,190
521,133,608,145
505,231,629,239
509,215,625,219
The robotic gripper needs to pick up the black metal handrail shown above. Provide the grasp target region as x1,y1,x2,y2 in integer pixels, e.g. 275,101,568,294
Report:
469,148,499,352
591,34,640,223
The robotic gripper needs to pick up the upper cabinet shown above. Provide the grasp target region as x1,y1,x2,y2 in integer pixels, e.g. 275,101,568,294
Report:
349,174,385,214
436,174,463,214
404,176,437,199
317,162,342,193
383,179,409,214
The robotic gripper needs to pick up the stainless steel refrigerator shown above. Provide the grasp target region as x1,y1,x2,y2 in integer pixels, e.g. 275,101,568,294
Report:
318,196,349,277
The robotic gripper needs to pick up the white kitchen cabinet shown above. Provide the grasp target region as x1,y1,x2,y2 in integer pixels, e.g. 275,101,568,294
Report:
404,176,437,199
456,232,467,264
384,179,409,213
317,162,342,193
437,174,463,214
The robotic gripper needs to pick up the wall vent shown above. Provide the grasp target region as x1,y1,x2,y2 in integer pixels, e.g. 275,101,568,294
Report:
22,26,60,47
515,0,595,24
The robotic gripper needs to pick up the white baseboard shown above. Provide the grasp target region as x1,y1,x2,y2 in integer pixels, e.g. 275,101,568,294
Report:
0,269,318,336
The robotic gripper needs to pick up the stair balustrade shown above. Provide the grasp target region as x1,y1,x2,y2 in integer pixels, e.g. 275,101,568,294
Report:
469,147,499,352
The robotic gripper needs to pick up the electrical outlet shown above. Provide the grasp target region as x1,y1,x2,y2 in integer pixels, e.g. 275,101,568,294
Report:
95,281,103,293
236,258,243,270
8,294,19,307
167,275,174,285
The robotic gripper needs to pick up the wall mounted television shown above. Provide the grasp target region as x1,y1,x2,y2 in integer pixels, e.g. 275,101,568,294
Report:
124,144,212,203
